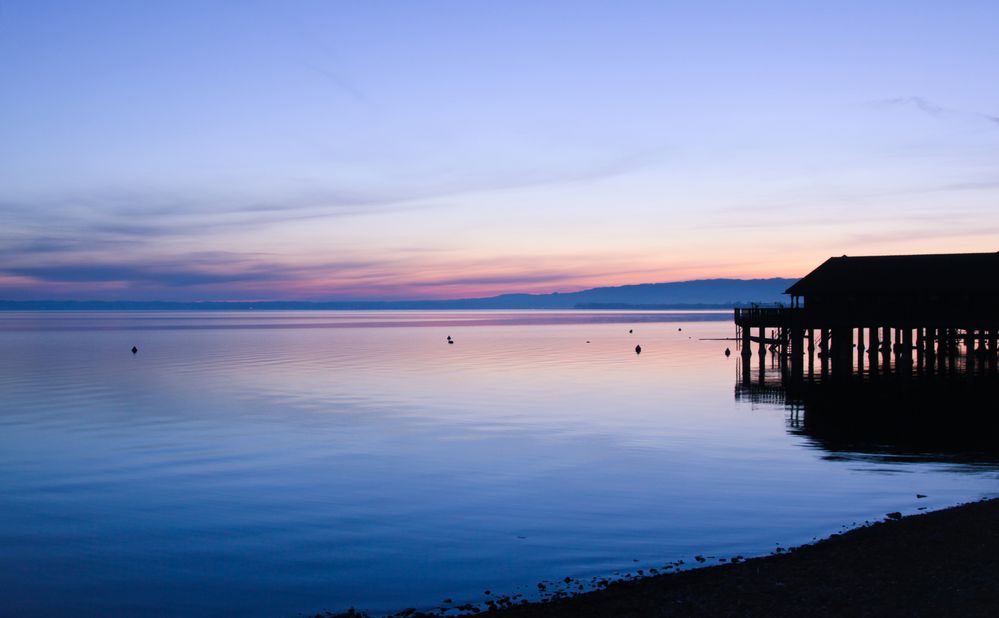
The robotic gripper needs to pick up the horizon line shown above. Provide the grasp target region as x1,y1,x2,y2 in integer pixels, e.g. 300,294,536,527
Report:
0,276,800,305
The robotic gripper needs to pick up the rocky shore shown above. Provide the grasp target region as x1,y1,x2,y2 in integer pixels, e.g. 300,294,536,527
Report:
324,497,999,618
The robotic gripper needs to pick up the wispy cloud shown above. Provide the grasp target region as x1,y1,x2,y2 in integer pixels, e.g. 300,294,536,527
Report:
840,223,999,247
0,147,657,247
700,179,999,228
299,60,375,108
0,252,392,291
0,239,682,301
406,271,586,288
869,95,999,128
874,96,945,117
4,264,282,287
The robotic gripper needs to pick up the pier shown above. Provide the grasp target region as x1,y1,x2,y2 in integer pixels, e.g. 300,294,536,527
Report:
734,252,999,384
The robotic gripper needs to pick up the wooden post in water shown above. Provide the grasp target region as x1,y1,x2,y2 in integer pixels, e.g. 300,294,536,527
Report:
856,327,865,376
775,327,783,372
881,326,891,374
948,328,957,373
984,328,999,373
901,328,913,375
807,328,814,378
868,326,879,376
790,327,804,379
836,327,853,377
937,327,947,373
820,328,829,376
915,327,924,373
981,332,988,375
985,329,995,373
967,330,977,375
756,326,765,362
831,327,843,377
892,328,905,370
990,330,998,374
925,327,936,374
741,324,751,385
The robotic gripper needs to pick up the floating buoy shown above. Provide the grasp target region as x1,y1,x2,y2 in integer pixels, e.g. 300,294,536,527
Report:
725,348,731,357
635,344,642,354
678,327,682,331
131,346,138,354
629,329,633,334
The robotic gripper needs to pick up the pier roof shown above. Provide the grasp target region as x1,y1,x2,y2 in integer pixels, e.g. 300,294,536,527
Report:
785,252,999,297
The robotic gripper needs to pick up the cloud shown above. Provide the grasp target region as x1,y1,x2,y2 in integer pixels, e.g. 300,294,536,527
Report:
874,96,945,117
0,237,118,256
299,60,375,108
869,95,999,128
4,264,281,287
0,144,663,300
0,240,672,301
0,251,389,289
407,271,585,288
840,223,999,247
0,146,657,249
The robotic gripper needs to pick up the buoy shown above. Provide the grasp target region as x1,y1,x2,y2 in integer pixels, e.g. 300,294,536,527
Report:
725,348,731,357
635,344,642,354
629,329,633,334
678,327,682,331
448,340,454,345
131,346,138,354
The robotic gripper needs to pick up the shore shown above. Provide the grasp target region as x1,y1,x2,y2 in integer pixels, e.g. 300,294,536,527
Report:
327,497,999,617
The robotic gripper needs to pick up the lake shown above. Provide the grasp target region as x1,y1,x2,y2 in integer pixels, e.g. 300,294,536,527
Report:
0,310,995,617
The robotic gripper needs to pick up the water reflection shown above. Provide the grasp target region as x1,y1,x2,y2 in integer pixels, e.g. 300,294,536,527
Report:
737,374,999,464
0,311,995,618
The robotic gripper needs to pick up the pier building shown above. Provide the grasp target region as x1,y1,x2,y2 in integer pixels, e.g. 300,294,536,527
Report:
734,252,999,382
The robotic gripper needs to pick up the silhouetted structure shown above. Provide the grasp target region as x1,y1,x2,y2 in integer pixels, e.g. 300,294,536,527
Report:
791,377,999,461
736,374,999,463
735,252,999,382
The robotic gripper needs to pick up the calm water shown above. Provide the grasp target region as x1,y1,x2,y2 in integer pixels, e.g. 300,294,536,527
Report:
0,311,995,617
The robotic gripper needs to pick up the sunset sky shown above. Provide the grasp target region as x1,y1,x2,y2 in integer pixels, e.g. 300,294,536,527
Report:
1,1,998,301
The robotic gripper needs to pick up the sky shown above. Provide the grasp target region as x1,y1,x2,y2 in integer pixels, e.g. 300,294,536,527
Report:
1,0,998,301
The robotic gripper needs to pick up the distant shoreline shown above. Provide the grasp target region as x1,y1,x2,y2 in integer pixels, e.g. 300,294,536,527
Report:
325,497,999,617
0,278,795,311
0,301,758,311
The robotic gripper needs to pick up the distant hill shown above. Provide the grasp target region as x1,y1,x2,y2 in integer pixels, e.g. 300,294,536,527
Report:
0,278,797,310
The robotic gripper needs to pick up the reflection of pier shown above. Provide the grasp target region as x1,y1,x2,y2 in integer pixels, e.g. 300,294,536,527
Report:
734,253,999,383
791,378,999,463
733,252,999,462
735,373,999,462
733,381,788,406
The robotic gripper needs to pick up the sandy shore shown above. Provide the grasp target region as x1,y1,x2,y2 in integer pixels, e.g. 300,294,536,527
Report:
324,496,999,617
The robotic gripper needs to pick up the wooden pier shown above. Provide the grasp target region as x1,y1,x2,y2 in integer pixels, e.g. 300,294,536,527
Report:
734,252,999,384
